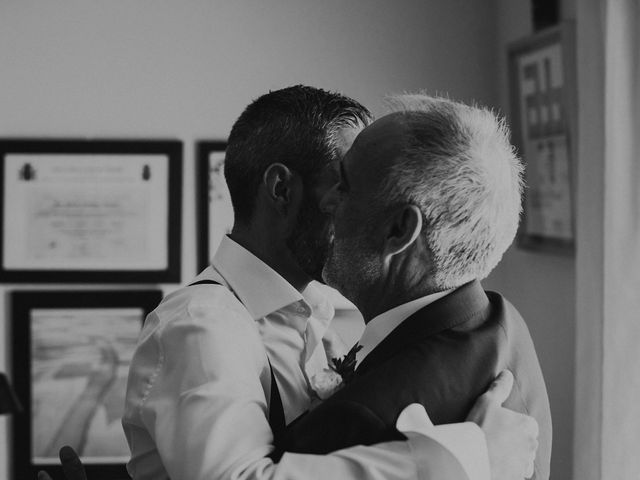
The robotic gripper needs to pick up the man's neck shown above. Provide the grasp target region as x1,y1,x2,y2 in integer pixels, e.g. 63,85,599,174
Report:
357,287,429,324
355,270,440,324
228,228,311,293
354,247,440,323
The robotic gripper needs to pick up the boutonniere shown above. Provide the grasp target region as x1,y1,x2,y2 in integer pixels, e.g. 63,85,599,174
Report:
310,343,363,400
331,342,363,384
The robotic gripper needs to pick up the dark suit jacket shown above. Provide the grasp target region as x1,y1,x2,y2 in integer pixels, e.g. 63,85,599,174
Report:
282,280,552,480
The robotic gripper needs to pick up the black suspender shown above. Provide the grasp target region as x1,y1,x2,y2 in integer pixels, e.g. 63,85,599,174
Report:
188,279,286,458
266,367,285,461
188,279,226,287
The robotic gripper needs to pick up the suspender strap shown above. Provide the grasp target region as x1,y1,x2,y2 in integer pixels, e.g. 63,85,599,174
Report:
188,279,286,457
188,279,225,287
266,366,286,462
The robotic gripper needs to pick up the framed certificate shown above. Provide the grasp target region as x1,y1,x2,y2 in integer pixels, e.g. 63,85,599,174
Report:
196,141,233,270
11,289,163,480
508,23,576,254
0,140,182,282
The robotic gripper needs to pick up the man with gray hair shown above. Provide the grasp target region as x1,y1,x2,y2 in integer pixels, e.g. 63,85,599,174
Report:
281,94,552,480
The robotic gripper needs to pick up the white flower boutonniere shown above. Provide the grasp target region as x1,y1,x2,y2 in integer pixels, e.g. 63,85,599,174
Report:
310,368,343,400
310,343,363,400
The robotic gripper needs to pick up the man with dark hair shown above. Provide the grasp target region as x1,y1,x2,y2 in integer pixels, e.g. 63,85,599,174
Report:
224,85,371,284
39,86,539,480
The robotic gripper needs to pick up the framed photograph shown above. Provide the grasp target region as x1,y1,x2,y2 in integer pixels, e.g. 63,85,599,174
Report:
196,141,233,271
0,139,182,283
11,289,163,480
508,23,576,254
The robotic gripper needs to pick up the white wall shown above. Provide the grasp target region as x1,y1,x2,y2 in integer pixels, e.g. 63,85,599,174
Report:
574,1,640,478
483,1,576,480
0,1,501,478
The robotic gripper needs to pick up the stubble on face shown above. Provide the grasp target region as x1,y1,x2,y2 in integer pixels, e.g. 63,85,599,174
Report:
320,118,402,305
322,231,381,305
286,125,363,283
321,173,383,304
286,192,331,282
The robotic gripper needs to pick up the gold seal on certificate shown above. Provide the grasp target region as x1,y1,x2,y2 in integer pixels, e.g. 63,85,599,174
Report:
0,140,182,283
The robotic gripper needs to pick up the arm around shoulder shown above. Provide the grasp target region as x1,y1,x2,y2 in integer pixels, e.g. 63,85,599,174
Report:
125,289,471,480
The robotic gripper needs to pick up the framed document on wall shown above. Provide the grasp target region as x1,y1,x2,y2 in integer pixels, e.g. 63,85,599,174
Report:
11,289,163,480
508,23,576,254
0,139,182,282
196,141,233,271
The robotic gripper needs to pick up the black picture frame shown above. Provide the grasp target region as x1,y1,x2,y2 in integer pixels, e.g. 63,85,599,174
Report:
196,141,231,271
0,139,182,282
508,23,577,254
11,289,163,480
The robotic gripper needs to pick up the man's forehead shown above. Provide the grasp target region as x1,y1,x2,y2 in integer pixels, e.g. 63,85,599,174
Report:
362,112,408,143
335,125,363,158
348,112,408,168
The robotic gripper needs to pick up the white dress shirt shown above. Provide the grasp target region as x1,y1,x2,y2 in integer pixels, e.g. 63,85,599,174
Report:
213,236,333,422
122,236,487,480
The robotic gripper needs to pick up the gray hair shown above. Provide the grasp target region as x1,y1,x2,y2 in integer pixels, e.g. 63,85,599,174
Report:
379,94,524,289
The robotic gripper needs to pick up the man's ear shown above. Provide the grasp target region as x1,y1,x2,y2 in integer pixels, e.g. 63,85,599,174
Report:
263,163,301,217
383,204,423,258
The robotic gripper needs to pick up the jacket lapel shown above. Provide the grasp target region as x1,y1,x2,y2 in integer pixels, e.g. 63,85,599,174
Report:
356,280,491,376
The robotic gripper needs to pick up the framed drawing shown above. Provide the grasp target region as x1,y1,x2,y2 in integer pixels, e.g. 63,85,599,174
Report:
196,141,233,271
0,139,182,283
11,289,163,480
508,23,576,254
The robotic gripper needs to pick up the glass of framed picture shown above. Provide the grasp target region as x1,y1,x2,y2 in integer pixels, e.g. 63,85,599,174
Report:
0,139,182,283
11,289,163,480
196,141,233,271
508,23,577,254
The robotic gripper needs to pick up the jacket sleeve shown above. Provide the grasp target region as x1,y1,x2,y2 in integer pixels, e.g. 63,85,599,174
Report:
282,399,402,454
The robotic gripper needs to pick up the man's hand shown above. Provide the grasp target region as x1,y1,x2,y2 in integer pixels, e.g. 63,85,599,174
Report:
467,370,539,480
37,446,88,480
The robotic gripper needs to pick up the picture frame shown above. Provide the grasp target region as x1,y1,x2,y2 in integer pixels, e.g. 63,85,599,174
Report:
196,141,232,271
0,139,182,283
508,23,577,254
10,289,163,480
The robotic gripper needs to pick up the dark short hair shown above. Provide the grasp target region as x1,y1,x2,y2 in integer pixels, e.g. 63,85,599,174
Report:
224,85,372,221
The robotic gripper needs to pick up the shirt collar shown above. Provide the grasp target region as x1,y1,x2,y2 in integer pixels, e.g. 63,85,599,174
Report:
355,289,453,367
211,236,304,320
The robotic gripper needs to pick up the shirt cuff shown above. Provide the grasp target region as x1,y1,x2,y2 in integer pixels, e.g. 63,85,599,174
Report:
397,403,490,480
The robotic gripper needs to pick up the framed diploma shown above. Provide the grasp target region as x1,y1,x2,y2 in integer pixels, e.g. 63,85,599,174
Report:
508,23,576,254
0,139,182,283
196,141,233,271
11,289,163,480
